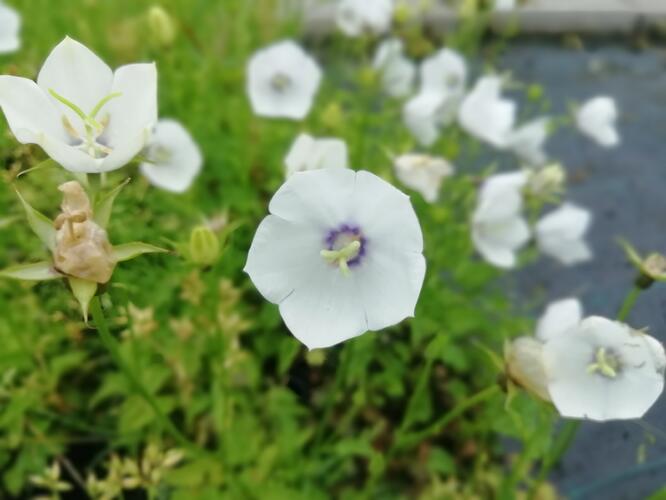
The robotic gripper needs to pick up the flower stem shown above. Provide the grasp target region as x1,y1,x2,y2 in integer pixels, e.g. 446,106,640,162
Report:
90,297,204,457
617,285,641,322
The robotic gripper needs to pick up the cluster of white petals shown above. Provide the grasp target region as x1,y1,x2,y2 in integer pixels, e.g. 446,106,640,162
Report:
576,96,620,148
403,48,467,146
507,117,550,166
284,133,348,178
393,153,454,203
373,38,415,98
336,0,394,37
0,1,20,54
0,37,157,173
246,40,322,120
471,171,530,269
140,119,203,193
536,203,592,266
245,168,426,349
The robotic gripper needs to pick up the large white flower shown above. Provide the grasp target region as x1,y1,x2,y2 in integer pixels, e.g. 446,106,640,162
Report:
0,1,20,54
284,133,348,178
472,171,529,269
393,153,454,203
458,76,516,148
536,297,582,342
336,0,393,37
543,316,666,421
508,117,549,166
246,40,322,120
244,168,426,349
0,37,157,173
372,38,415,98
576,96,619,148
536,203,592,266
419,48,467,98
140,119,203,193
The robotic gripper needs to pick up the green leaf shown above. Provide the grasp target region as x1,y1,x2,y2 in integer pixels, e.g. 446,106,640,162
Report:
93,178,130,229
14,189,56,251
68,277,97,323
0,262,62,281
112,242,168,262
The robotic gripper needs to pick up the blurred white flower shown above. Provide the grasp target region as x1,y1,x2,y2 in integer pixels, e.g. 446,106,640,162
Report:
536,203,592,266
420,48,467,98
140,119,203,193
403,92,448,147
372,38,415,98
526,163,566,198
245,168,426,349
0,1,20,54
508,117,549,166
536,297,582,342
0,37,157,173
494,0,516,10
336,0,393,37
284,133,348,178
246,40,322,120
393,153,454,203
543,316,666,421
576,96,619,147
458,76,516,148
472,171,530,269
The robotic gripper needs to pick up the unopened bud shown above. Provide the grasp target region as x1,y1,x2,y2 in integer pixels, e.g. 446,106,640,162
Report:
527,163,566,198
189,225,220,266
147,5,177,47
505,337,551,402
321,102,344,131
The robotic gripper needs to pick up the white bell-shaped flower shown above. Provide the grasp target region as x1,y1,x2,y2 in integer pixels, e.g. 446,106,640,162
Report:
284,133,348,178
472,171,530,269
372,38,415,98
393,153,454,203
0,1,20,54
245,168,426,349
246,40,322,120
140,119,203,193
543,316,666,421
403,92,449,147
0,37,157,173
508,117,549,166
336,0,393,37
536,203,592,266
420,48,467,98
458,76,516,148
536,297,582,342
576,96,619,148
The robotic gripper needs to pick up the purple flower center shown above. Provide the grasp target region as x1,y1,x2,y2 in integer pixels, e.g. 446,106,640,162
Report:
324,224,367,267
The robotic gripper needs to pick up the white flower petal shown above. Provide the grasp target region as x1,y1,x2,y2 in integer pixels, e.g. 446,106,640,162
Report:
393,153,454,203
536,203,593,266
284,133,348,178
403,92,448,147
247,40,322,120
458,76,516,148
420,48,467,98
336,0,393,37
478,170,528,202
0,2,20,54
507,337,550,401
576,96,619,148
508,117,549,166
535,297,583,342
472,215,530,269
140,119,203,193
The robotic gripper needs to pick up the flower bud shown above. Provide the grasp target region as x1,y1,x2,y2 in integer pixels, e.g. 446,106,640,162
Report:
320,102,344,131
527,163,566,198
147,5,177,48
189,225,220,266
505,337,551,402
52,182,115,284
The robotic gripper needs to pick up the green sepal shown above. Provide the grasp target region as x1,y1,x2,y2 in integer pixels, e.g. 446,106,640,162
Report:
112,242,168,263
0,261,62,281
15,188,56,251
94,178,131,229
68,277,98,323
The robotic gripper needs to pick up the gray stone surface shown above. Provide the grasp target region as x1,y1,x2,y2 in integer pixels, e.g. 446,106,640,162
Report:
502,41,666,499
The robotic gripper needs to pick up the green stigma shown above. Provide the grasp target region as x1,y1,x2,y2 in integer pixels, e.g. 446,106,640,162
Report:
587,347,620,378
321,240,361,276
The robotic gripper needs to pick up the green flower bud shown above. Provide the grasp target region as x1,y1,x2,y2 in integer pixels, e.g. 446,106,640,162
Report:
147,5,177,47
189,225,220,266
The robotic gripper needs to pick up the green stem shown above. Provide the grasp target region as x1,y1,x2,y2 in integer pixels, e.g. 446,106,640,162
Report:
90,297,204,457
617,285,641,322
392,356,435,449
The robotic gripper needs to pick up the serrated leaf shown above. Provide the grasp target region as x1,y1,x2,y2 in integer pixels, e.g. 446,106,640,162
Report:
93,178,130,229
15,189,56,251
68,277,97,323
0,262,62,281
112,242,168,263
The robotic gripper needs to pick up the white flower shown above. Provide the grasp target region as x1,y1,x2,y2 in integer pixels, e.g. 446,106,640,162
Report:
420,48,467,98
393,153,454,203
403,92,448,147
244,168,426,349
508,117,549,166
246,40,322,120
336,0,393,37
372,38,415,98
493,0,516,10
458,76,516,148
0,37,157,173
526,163,566,198
576,96,619,147
140,119,203,193
472,171,530,269
542,316,666,421
0,1,20,54
536,203,592,266
536,297,582,342
284,133,348,178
